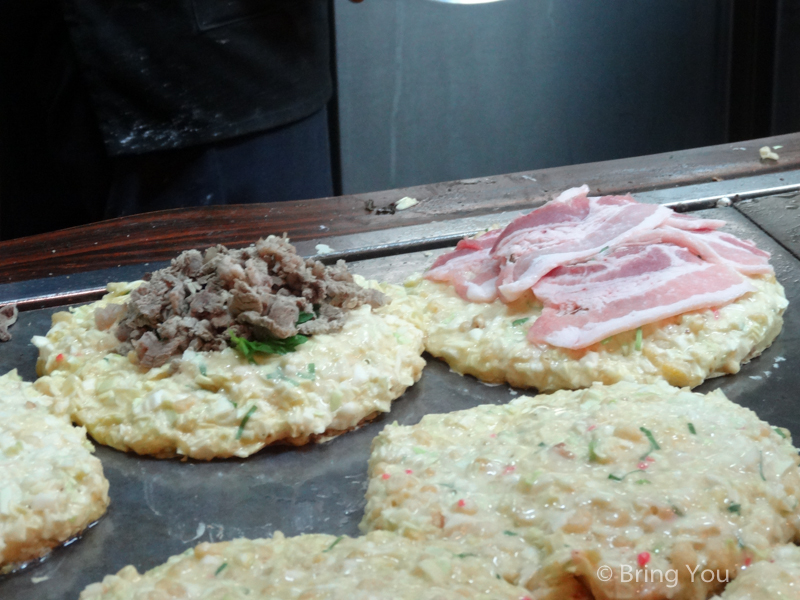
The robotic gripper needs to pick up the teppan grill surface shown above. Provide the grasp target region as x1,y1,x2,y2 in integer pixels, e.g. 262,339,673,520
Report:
3,138,800,598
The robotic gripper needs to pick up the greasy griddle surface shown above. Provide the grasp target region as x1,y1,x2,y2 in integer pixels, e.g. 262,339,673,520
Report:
1,207,799,599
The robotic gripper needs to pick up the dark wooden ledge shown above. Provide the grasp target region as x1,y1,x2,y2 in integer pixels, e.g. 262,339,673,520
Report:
2,132,800,283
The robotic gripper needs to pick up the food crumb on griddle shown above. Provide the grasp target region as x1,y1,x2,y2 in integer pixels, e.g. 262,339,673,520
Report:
0,303,18,342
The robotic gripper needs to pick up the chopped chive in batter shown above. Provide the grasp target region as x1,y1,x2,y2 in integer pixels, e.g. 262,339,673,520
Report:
323,536,344,553
634,327,643,351
601,337,612,345
441,313,457,325
639,427,660,459
774,427,788,439
267,368,301,386
688,423,696,435
728,504,741,514
236,406,257,440
635,479,651,485
297,363,316,380
512,318,529,327
215,563,228,576
199,363,207,376
608,469,645,481
588,438,600,463
503,530,518,536
455,553,478,559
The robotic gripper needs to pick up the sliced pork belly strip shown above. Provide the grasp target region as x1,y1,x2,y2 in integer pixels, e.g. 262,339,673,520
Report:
426,247,495,285
665,213,727,231
554,184,590,203
455,259,502,302
630,226,773,275
426,230,503,302
432,249,501,303
428,228,502,272
697,229,773,273
425,187,770,317
495,200,673,301
528,244,756,349
488,191,594,257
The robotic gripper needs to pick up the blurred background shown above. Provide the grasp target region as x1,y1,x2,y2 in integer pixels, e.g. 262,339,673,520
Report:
1,0,798,239
332,0,797,194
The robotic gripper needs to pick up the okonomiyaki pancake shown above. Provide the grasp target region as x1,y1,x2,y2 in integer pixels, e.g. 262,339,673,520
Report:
360,381,800,600
78,531,533,600
405,186,786,391
32,237,425,460
0,371,109,574
715,544,800,599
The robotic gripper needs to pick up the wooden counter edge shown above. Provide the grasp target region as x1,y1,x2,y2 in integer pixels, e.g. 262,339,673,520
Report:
2,132,799,283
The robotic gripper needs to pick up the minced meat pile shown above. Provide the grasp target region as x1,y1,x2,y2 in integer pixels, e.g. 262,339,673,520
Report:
100,236,387,368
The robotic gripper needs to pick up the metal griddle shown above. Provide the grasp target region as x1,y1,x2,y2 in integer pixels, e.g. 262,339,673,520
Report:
2,174,800,600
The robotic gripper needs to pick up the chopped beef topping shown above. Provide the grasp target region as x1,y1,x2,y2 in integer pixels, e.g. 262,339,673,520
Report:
115,236,387,368
0,303,18,342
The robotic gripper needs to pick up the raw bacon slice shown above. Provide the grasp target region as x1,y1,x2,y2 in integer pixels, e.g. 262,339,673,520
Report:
554,184,591,203
426,229,503,302
494,197,673,301
628,227,773,275
528,244,755,349
488,187,593,257
693,229,772,274
423,185,772,330
431,228,502,267
664,213,727,231
452,256,501,302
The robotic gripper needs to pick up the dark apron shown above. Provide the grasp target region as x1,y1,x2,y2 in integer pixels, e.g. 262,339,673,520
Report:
61,0,332,155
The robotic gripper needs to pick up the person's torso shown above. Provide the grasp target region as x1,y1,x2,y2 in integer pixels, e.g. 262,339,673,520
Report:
62,0,332,154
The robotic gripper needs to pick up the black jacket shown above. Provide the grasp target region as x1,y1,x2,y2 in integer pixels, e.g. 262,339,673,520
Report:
62,0,332,155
